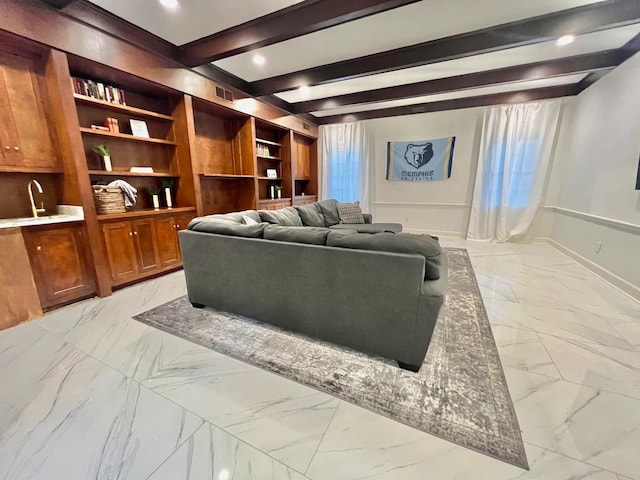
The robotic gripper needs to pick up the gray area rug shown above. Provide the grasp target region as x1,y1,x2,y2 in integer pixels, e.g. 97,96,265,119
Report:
135,248,528,469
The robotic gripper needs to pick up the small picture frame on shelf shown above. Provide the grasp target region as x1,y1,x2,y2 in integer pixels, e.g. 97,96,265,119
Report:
266,168,278,178
129,119,150,138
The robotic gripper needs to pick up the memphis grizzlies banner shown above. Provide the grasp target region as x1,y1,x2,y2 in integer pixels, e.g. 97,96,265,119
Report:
386,137,456,182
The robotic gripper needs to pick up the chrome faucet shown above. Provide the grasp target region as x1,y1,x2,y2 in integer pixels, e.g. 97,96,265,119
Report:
28,179,46,218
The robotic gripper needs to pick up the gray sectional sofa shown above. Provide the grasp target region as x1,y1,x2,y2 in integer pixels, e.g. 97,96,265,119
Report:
179,199,447,371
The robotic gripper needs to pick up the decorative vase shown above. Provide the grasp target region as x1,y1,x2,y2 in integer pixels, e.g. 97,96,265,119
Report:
103,155,112,172
269,185,275,200
152,194,160,210
164,187,172,208
277,189,282,199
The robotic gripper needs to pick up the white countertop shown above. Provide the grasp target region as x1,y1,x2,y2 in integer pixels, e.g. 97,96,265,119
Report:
0,205,84,230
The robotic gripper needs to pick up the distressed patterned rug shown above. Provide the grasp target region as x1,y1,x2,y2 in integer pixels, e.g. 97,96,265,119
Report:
135,248,528,468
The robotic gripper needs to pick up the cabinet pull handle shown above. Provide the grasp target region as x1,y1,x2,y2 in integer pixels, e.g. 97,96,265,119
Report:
4,146,10,150
133,231,138,235
13,146,20,151
129,231,133,236
36,245,42,251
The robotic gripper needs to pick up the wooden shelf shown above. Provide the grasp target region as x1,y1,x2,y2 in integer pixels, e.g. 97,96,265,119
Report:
256,138,281,147
295,177,311,181
257,154,281,160
74,94,173,121
88,170,178,177
0,165,63,174
201,173,255,179
80,127,177,145
259,198,291,203
295,195,317,199
257,176,283,180
97,206,196,222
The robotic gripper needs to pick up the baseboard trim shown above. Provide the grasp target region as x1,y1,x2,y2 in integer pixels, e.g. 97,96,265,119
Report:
404,228,465,238
548,239,640,304
552,207,640,235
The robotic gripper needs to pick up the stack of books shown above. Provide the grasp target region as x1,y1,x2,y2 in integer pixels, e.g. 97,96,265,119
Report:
71,76,127,105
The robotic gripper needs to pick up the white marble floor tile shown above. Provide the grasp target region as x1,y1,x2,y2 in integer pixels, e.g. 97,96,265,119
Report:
142,351,340,472
485,299,636,351
539,334,640,400
476,273,520,303
505,367,640,478
0,323,203,480
149,422,309,480
493,326,562,378
306,402,621,480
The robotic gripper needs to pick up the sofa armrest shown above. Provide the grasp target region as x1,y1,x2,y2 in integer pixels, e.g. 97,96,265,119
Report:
363,213,373,224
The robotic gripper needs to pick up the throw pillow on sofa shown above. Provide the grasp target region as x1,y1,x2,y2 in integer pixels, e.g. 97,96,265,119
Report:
326,232,442,280
337,201,365,224
316,199,341,227
294,203,325,227
258,207,303,226
264,225,330,245
243,214,259,225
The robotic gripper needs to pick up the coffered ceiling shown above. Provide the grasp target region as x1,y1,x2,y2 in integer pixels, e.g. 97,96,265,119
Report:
53,0,640,123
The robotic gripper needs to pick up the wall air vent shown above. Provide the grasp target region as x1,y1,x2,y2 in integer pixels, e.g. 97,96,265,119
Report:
224,89,234,102
215,86,225,99
214,85,234,102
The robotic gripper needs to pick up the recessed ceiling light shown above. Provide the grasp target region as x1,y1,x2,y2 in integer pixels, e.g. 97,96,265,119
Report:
298,85,311,98
159,0,179,8
253,55,266,66
556,34,575,46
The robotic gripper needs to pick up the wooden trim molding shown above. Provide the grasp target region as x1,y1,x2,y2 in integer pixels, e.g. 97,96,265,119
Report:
250,0,640,95
316,84,578,124
292,51,621,113
179,0,422,66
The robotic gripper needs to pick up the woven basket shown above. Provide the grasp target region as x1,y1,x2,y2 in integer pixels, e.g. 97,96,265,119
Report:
93,185,126,215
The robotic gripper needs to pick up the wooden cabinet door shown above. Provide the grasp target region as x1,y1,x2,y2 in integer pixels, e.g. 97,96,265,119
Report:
24,225,95,308
131,218,160,273
0,51,57,170
174,214,195,261
102,221,138,284
295,140,310,179
154,217,180,267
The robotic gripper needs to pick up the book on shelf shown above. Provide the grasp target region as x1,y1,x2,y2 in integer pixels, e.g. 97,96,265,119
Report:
71,76,127,105
129,166,155,173
103,117,120,133
90,125,110,131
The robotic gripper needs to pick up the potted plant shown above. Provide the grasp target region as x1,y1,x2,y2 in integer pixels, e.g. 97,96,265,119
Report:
93,144,112,172
275,185,283,199
162,179,174,208
149,185,160,209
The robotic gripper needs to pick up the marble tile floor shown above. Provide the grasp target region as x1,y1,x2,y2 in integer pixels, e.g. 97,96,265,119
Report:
1,239,640,479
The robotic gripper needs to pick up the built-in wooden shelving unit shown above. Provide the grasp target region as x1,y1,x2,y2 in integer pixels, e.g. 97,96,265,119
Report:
96,206,195,221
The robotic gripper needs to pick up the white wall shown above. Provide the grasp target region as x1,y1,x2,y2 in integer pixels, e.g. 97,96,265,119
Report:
366,104,563,240
367,108,483,237
548,51,640,297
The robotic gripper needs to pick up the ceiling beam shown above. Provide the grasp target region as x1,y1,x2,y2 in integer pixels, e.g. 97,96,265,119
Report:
292,50,623,113
316,84,578,124
39,0,76,8
251,0,640,95
179,0,421,67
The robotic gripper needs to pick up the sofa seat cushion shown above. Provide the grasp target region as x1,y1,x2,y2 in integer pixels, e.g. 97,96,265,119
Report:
337,201,365,224
327,232,442,280
264,225,330,245
295,203,325,227
258,207,303,226
189,221,269,238
330,223,403,234
316,199,341,227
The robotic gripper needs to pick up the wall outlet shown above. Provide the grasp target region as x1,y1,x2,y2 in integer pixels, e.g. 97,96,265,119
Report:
595,241,603,254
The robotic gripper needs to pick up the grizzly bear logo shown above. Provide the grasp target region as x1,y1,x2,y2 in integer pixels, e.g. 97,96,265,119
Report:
404,143,434,169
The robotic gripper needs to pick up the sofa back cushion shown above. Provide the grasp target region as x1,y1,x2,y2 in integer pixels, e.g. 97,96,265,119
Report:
189,221,268,238
326,232,442,280
188,210,260,228
316,199,341,227
264,225,330,245
258,207,303,226
295,203,325,227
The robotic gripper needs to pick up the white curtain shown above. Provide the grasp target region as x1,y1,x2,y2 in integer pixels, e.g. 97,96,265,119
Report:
319,121,370,211
467,100,561,242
